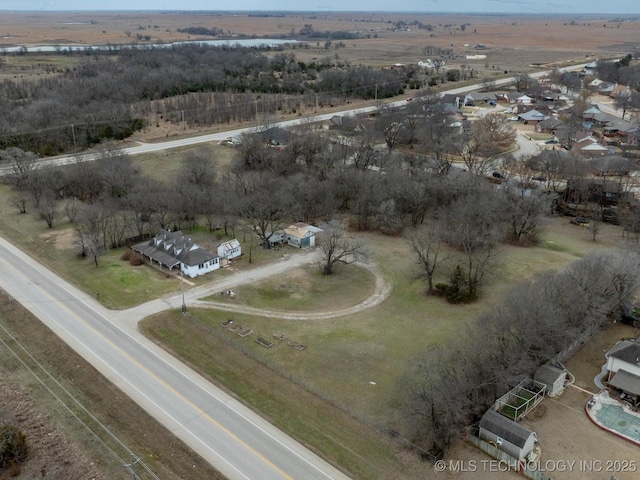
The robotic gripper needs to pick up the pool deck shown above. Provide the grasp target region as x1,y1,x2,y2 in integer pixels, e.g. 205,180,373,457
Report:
586,390,640,446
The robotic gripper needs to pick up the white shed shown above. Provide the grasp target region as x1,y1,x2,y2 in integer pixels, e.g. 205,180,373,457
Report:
479,410,538,462
534,363,568,397
217,239,241,260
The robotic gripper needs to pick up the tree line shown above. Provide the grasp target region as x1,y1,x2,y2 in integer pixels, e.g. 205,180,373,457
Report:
0,44,417,156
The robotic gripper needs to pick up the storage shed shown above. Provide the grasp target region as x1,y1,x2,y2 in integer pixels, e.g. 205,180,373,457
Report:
217,239,241,260
479,410,538,461
534,363,568,397
283,223,323,249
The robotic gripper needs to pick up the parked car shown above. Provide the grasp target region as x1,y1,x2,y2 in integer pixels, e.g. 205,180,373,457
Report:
532,175,547,182
508,116,519,121
545,139,558,144
503,108,512,114
570,216,590,227
492,171,504,179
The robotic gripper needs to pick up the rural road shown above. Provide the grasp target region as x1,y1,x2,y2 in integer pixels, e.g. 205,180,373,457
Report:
0,237,352,480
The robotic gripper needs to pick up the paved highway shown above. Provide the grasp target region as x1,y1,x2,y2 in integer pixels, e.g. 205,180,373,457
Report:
0,237,350,480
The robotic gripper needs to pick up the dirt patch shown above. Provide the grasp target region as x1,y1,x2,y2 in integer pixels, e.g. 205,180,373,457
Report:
0,380,101,480
39,228,77,252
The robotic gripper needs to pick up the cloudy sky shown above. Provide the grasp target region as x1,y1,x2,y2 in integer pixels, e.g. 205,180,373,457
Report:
2,0,640,14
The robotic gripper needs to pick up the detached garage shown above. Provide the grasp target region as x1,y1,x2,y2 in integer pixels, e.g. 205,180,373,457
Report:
479,410,538,462
284,223,323,249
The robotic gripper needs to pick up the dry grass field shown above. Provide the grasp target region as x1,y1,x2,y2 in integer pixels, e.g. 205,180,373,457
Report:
2,11,640,73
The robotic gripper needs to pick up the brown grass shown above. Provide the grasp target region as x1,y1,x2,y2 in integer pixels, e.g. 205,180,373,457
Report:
2,12,639,74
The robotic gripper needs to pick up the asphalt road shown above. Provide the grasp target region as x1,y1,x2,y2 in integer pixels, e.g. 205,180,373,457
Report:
0,237,350,480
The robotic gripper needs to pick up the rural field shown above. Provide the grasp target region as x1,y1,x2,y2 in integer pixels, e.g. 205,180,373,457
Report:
1,10,640,480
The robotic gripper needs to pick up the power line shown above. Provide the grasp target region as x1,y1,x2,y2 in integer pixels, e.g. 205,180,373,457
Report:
0,319,160,480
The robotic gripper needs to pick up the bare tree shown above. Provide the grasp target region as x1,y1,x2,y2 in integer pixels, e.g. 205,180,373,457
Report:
37,191,58,228
317,220,367,275
441,191,503,299
179,147,216,191
480,76,496,92
8,191,30,214
237,175,294,248
406,222,448,294
0,147,39,189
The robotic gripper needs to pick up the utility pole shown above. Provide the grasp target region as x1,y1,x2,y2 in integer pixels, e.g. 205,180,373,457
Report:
125,453,140,480
71,124,77,154
181,268,186,313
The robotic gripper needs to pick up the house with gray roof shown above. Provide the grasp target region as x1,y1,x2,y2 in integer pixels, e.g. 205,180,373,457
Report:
605,340,640,408
133,229,220,278
478,410,538,461
518,110,549,124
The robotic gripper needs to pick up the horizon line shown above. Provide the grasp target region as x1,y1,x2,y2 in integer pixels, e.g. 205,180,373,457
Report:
0,9,638,16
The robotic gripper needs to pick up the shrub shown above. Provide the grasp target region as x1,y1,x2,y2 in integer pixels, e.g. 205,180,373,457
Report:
0,425,28,470
129,251,144,266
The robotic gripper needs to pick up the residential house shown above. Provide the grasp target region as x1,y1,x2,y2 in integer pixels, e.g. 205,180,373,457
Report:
440,93,465,109
217,239,242,261
571,136,610,156
563,177,635,208
606,340,640,379
518,109,549,125
588,155,638,177
133,229,220,278
605,340,640,409
478,410,538,462
535,117,565,134
609,84,631,99
534,363,568,397
463,91,497,106
498,92,525,104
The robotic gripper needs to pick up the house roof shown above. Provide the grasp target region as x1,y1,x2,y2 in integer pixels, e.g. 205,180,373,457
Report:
609,369,640,396
519,110,548,122
133,229,217,268
538,118,565,130
534,363,566,386
284,222,322,239
479,410,535,448
607,340,640,366
589,155,639,173
219,239,240,251
466,91,497,101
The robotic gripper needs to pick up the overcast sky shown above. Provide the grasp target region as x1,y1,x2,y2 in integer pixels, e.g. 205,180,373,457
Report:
1,0,640,14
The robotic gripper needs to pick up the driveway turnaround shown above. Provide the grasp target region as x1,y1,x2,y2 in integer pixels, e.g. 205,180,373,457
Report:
0,237,350,480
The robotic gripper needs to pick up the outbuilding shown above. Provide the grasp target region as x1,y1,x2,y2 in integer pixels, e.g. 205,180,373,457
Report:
283,223,323,249
217,239,241,260
478,410,538,462
534,363,568,397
